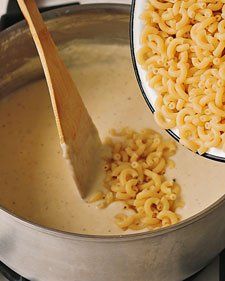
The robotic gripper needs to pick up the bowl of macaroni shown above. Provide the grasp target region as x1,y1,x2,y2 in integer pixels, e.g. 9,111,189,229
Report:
131,0,225,162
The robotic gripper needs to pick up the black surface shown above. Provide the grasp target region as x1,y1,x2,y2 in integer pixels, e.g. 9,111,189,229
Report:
220,250,225,281
0,262,28,281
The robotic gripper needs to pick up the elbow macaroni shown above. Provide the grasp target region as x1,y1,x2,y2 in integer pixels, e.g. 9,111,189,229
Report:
138,0,225,154
88,128,183,231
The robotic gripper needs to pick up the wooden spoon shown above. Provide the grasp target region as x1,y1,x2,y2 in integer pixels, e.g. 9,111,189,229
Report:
17,0,102,198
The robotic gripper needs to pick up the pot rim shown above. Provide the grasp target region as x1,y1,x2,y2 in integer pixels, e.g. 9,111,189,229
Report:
1,3,225,242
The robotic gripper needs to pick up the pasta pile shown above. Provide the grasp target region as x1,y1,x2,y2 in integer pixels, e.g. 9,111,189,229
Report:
89,128,182,231
137,0,225,154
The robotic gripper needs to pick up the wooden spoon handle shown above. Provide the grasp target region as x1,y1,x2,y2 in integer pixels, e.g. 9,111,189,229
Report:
17,0,102,198
17,0,91,145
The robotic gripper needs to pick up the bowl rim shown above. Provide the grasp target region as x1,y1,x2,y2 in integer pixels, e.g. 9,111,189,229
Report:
130,0,225,164
0,2,225,242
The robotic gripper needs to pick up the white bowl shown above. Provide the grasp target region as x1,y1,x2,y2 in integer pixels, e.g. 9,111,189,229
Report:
130,0,225,163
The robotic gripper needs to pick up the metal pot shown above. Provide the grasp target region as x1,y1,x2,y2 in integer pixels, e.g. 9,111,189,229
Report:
0,4,224,281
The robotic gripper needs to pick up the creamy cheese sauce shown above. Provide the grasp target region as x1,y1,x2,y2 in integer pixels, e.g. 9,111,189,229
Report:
0,44,224,235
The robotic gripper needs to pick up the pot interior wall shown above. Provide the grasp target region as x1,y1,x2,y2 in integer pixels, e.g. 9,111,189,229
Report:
0,5,129,97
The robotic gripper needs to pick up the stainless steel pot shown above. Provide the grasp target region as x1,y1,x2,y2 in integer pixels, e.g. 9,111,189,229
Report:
0,4,225,281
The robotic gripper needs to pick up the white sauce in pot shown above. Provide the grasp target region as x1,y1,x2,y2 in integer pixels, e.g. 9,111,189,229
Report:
0,44,224,235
